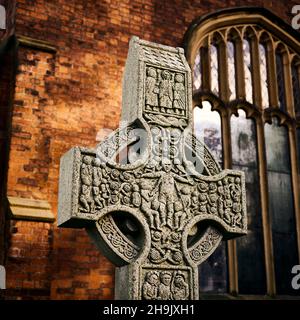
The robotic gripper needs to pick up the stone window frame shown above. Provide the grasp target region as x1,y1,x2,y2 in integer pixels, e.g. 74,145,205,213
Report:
184,7,300,297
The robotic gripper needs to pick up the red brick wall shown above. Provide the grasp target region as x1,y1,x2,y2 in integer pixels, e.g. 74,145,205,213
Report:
3,0,299,299
5,221,53,299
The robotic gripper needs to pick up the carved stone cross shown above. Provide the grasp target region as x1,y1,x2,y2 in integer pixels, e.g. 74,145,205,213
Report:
58,37,247,300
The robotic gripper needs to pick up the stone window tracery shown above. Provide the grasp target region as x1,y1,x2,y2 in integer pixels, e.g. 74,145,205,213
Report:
186,8,300,296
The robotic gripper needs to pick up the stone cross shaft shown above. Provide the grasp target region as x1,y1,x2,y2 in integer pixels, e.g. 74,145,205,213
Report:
58,37,247,300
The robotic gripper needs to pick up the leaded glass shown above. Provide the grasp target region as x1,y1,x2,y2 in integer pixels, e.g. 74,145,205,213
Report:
292,61,300,116
231,110,266,294
265,119,298,295
227,41,236,100
243,39,253,104
210,44,219,96
259,44,269,109
276,52,286,111
193,51,201,91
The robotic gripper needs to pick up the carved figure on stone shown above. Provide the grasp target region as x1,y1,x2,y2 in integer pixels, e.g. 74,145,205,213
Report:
158,271,172,300
142,271,159,300
173,73,185,114
159,70,173,112
109,181,120,205
140,180,161,229
132,183,141,207
173,201,186,230
145,67,159,111
180,186,192,219
191,190,199,214
171,271,189,300
222,177,239,226
198,182,209,214
142,158,193,229
79,156,94,212
92,158,104,210
207,182,218,215
144,158,156,173
217,181,225,219
230,178,242,227
173,158,186,175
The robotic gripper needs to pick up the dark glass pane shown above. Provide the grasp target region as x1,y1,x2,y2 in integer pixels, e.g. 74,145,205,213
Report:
227,41,236,101
265,118,290,173
259,44,269,109
194,101,222,166
194,101,227,293
199,243,228,293
231,110,257,167
243,39,253,104
193,50,201,91
231,110,266,294
276,53,287,111
291,61,300,116
210,44,219,96
265,119,298,295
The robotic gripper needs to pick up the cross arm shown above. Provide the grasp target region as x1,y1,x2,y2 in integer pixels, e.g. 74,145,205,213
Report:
192,169,247,239
58,146,98,228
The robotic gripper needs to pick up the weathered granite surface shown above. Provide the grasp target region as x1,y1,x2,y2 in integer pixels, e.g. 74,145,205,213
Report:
58,37,247,300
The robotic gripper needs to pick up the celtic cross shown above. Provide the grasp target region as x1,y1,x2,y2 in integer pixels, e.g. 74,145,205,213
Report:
58,37,247,300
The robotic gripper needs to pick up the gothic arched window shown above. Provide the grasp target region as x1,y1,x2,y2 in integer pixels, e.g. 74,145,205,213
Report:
185,7,300,297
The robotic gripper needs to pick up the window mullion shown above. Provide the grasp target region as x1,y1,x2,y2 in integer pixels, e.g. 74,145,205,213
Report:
291,61,300,117
283,52,295,116
250,35,262,108
201,37,211,92
256,118,276,296
218,39,230,101
221,109,239,295
235,38,246,99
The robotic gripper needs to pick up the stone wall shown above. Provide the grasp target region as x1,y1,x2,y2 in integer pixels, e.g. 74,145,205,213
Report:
3,0,299,299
